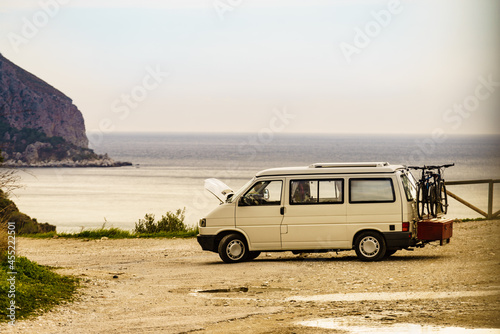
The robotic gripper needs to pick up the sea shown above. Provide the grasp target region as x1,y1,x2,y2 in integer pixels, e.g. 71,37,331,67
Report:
10,133,500,232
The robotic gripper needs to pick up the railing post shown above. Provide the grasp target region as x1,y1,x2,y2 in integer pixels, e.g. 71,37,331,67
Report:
488,180,494,219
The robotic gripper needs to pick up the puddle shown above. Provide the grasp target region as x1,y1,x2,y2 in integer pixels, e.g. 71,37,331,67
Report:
299,317,500,333
287,290,499,303
194,286,290,295
197,287,249,293
190,286,291,300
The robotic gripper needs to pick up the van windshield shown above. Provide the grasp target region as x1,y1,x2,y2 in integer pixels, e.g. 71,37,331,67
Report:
227,178,255,203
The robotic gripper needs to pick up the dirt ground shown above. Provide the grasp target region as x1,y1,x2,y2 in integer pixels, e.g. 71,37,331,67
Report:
2,220,500,333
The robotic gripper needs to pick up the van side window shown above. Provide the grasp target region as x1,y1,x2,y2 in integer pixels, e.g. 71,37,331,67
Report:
290,179,343,205
349,178,395,203
239,180,282,206
400,174,416,201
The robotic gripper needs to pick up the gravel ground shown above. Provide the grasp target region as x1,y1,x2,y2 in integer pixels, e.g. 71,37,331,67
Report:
1,219,499,333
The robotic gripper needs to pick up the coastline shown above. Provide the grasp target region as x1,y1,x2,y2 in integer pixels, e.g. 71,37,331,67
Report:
2,159,132,168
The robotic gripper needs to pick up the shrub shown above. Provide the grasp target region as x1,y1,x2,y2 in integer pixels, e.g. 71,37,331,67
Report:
0,190,55,234
7,212,55,234
135,213,157,234
157,208,186,233
0,190,19,217
135,208,188,234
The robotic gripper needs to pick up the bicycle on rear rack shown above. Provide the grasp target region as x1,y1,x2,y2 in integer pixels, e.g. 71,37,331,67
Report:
408,163,454,220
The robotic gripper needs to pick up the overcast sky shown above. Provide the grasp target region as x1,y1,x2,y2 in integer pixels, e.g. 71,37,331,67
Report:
1,0,499,136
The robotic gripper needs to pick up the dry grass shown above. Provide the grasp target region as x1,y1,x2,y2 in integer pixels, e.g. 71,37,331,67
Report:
0,168,21,194
0,221,7,262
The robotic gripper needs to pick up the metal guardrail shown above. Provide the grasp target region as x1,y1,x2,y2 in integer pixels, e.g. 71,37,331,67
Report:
446,179,500,219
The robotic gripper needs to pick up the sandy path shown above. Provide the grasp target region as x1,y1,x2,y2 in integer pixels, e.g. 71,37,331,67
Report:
2,220,500,333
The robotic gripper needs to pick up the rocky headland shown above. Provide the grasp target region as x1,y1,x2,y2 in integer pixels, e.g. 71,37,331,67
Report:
0,53,130,167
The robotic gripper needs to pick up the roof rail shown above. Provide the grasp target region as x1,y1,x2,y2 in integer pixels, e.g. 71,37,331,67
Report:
309,162,389,168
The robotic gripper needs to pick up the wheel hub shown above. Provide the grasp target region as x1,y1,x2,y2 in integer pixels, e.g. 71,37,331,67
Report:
360,237,379,257
227,240,244,260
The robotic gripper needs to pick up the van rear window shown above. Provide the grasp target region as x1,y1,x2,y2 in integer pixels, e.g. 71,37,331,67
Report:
349,178,395,203
290,179,343,205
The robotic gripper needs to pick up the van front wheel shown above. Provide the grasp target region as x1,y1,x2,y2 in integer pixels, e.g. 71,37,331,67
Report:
218,234,249,263
354,232,386,262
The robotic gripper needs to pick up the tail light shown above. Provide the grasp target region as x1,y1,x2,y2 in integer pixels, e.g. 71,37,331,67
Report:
200,218,206,227
402,222,409,232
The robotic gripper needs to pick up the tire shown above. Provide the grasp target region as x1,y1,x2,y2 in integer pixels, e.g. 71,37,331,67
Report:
354,231,387,262
218,234,249,263
247,251,261,261
436,182,448,215
429,183,438,218
416,185,428,220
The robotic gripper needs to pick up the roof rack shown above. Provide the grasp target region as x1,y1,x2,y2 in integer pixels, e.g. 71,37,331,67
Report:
309,162,389,168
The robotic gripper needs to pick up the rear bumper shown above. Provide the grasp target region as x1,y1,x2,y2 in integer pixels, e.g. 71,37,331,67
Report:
197,235,218,253
383,232,416,249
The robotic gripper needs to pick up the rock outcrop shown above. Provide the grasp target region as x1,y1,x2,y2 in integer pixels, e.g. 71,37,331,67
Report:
0,54,130,167
0,53,88,147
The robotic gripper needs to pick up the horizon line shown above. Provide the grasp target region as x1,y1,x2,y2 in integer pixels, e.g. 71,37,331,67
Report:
85,131,500,137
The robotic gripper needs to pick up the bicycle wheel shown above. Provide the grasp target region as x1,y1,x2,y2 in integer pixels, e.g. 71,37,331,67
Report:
429,183,438,218
436,182,448,215
416,184,428,220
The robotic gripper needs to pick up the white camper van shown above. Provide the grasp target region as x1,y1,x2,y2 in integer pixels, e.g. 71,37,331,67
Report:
198,162,431,263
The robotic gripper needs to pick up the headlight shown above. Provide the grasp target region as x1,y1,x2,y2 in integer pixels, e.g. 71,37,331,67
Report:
199,218,206,227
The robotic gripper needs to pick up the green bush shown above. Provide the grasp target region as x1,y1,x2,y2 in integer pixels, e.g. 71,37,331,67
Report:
157,208,186,232
135,208,188,234
135,213,157,233
0,190,19,218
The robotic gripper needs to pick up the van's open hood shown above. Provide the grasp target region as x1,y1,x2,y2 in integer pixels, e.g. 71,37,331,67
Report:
204,178,233,203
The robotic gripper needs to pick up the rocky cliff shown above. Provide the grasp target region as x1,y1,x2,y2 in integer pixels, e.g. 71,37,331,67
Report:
0,54,130,167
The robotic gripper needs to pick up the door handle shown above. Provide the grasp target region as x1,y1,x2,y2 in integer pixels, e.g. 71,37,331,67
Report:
280,207,285,215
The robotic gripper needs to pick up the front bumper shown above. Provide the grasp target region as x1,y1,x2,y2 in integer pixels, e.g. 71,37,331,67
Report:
197,235,218,253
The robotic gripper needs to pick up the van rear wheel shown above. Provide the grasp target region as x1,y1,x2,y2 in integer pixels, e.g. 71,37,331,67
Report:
218,234,249,263
354,231,386,261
